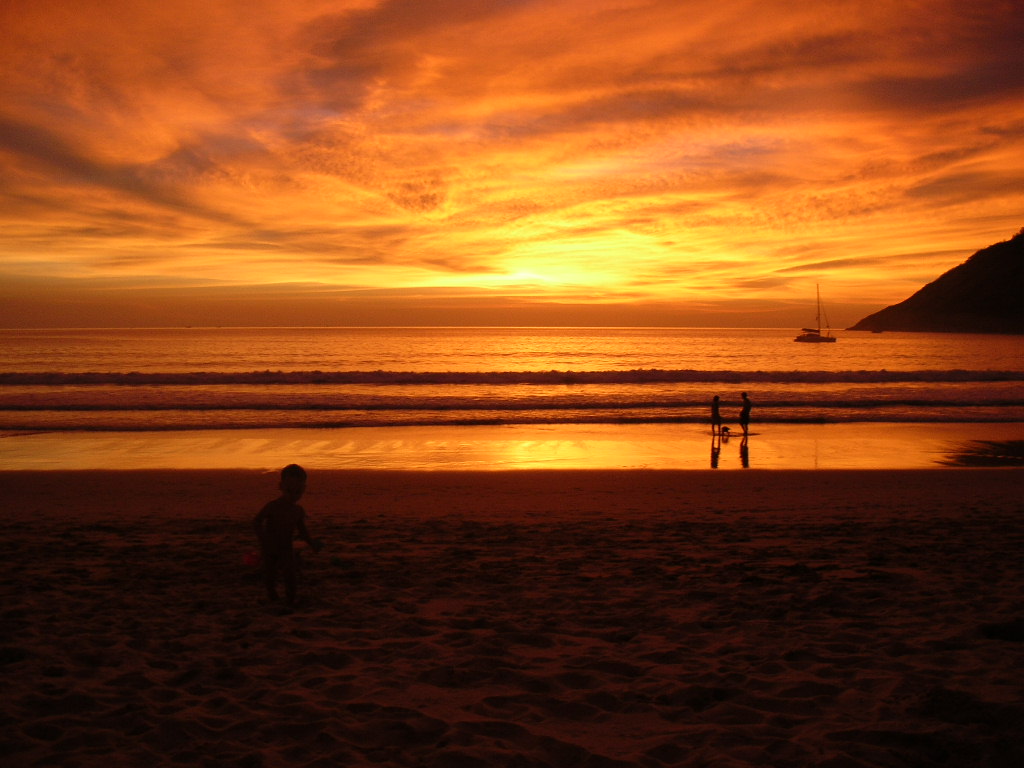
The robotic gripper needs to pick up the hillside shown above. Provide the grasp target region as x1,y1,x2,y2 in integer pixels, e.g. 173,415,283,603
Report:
848,229,1024,334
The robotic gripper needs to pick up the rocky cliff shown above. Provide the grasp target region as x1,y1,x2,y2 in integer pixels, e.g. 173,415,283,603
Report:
848,230,1023,334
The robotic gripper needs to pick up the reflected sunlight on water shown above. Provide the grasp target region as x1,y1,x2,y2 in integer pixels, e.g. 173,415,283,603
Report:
3,423,1023,471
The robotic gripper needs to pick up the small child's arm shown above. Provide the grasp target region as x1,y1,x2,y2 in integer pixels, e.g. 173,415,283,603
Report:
295,509,322,553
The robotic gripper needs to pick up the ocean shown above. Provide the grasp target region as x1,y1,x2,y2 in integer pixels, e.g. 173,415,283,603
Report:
2,327,1022,433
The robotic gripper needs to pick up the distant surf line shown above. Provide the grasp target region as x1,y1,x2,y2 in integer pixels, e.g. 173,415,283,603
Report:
2,369,1022,386
2,409,1022,432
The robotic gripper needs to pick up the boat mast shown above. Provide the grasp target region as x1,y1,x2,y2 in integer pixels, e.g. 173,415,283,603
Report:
815,284,822,333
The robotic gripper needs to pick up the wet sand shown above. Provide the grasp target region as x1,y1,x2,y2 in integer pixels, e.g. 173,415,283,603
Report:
2,421,1022,470
1,468,1022,767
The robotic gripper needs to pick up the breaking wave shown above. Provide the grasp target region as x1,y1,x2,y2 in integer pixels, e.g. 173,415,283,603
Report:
3,368,1022,430
2,369,1022,385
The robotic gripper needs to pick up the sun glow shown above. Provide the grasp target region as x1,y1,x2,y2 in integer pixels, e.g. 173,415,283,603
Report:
1,0,1022,327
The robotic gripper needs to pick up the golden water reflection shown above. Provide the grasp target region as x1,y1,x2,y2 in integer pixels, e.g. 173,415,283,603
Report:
3,424,1022,471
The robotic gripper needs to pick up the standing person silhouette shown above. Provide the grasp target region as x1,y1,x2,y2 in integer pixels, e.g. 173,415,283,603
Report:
710,395,722,435
739,392,752,437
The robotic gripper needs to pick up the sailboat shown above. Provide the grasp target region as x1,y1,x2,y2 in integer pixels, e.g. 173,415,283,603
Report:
794,284,837,343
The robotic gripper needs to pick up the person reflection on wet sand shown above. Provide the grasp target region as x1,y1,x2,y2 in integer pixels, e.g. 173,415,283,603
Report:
711,431,721,468
740,435,750,468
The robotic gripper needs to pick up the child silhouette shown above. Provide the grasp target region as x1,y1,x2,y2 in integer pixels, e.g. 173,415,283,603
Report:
253,464,321,606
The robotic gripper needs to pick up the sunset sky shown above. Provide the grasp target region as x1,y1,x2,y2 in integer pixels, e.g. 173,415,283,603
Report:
2,0,1022,328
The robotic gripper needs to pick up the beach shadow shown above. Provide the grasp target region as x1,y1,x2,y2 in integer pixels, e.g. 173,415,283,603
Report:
939,440,1024,467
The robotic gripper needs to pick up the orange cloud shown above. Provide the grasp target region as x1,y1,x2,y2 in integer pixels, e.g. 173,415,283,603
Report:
1,0,1022,327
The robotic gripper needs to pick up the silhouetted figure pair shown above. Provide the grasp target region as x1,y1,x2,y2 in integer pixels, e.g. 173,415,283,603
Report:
709,393,752,468
710,393,751,436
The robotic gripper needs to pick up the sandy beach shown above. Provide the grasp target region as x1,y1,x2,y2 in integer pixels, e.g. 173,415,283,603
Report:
2,468,1022,767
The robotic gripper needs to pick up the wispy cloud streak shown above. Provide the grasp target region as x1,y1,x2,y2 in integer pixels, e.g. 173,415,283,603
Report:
1,0,1021,326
